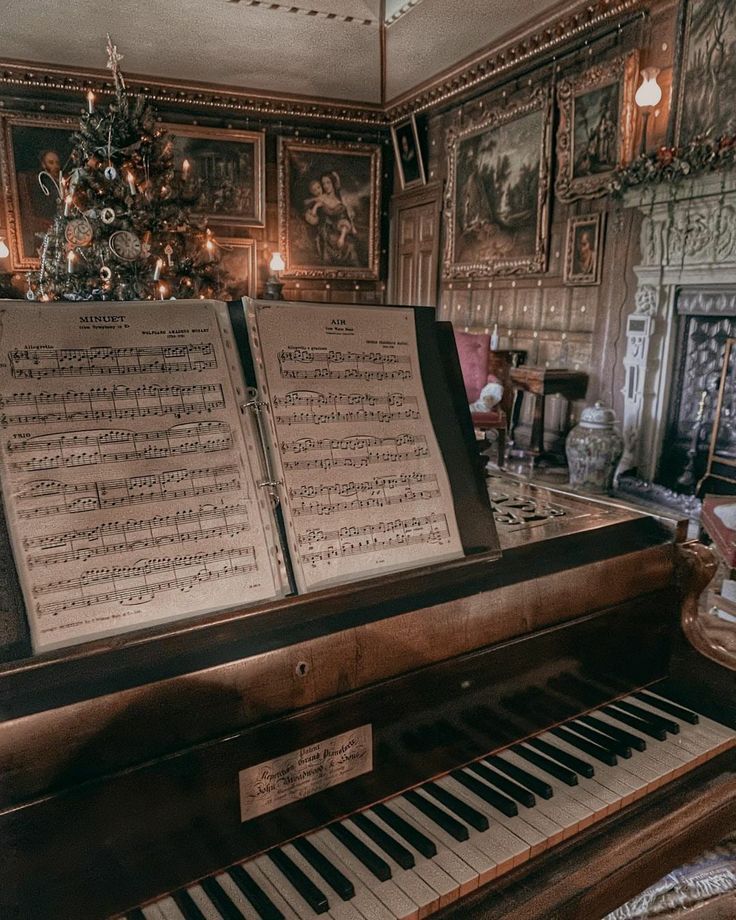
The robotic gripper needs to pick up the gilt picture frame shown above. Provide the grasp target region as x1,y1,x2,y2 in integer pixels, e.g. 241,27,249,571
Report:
278,136,381,280
555,51,639,202
564,213,605,286
443,86,552,278
391,114,426,191
0,112,78,270
216,236,257,300
674,0,736,145
165,124,265,227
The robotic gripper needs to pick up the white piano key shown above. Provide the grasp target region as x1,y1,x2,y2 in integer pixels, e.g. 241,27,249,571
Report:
313,829,419,920
151,897,187,920
627,696,736,753
246,861,305,920
186,885,225,920
524,738,613,814
213,873,261,919
496,752,590,831
343,821,440,919
390,796,497,885
441,773,548,857
256,854,331,920
282,845,365,920
142,904,168,920
373,805,479,898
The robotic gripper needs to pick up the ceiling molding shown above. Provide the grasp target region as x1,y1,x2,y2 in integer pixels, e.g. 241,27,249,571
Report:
224,0,377,26
0,0,647,128
384,0,424,26
385,0,648,121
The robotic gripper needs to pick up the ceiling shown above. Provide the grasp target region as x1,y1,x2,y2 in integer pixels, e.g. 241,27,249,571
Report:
0,0,570,106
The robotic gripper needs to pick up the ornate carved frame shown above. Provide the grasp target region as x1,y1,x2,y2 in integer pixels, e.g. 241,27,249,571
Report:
165,123,265,227
563,212,605,286
277,136,381,281
0,111,78,271
442,86,552,278
555,51,639,202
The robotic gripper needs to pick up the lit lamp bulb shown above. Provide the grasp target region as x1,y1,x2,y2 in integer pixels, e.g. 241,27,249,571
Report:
635,67,662,156
0,237,9,260
265,252,286,300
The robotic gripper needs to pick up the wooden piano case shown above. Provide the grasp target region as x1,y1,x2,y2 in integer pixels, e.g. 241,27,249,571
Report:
1,482,734,920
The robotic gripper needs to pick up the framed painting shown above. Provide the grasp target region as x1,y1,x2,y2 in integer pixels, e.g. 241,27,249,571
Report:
555,52,639,201
0,113,78,269
278,137,381,280
166,124,265,226
443,86,552,277
674,0,736,144
391,114,426,191
564,213,605,286
216,236,257,300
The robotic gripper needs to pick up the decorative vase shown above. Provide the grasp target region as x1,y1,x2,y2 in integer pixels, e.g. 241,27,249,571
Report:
566,401,624,494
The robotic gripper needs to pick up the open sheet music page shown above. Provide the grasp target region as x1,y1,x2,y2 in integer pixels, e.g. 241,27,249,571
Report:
0,300,284,651
245,299,464,591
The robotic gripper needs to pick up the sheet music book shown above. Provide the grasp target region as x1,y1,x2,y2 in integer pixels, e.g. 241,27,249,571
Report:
0,298,498,652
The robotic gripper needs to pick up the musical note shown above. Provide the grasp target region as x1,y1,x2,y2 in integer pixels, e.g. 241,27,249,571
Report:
23,501,251,566
34,547,258,617
16,463,241,518
273,391,420,427
280,434,429,471
289,472,440,517
9,343,217,379
297,513,451,565
6,421,233,471
0,384,225,427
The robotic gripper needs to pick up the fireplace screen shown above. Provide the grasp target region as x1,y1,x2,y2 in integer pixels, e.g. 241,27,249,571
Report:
700,337,736,494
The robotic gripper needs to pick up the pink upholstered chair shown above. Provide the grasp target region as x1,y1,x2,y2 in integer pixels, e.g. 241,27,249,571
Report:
453,329,507,463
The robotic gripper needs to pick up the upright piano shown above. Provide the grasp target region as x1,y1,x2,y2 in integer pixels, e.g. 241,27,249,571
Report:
2,478,735,920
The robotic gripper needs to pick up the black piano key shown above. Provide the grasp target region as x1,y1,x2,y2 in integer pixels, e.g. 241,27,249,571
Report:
127,911,147,920
550,726,617,766
292,838,355,901
329,823,392,881
485,754,554,800
372,803,437,858
268,849,330,914
172,890,209,920
579,714,647,751
452,768,519,816
601,705,667,741
228,864,285,920
201,876,249,919
524,737,593,778
467,760,535,808
403,789,470,841
421,780,489,831
633,690,699,724
612,700,680,735
513,744,579,786
566,720,632,758
351,813,415,869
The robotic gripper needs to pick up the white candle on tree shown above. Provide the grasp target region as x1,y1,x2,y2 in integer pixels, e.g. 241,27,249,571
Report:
67,251,75,274
87,90,95,114
153,257,163,281
126,171,136,195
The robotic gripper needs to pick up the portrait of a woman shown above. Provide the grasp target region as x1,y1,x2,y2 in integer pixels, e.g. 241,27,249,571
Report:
278,138,381,280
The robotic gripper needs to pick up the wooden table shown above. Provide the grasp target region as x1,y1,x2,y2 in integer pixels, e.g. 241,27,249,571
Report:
509,366,589,462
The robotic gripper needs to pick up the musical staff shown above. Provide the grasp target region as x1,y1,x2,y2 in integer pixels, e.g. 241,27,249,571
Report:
273,391,419,427
281,434,429,471
298,512,451,565
0,384,225,427
16,463,241,518
289,472,440,517
9,343,217,379
278,348,412,381
23,501,251,567
34,547,258,617
6,422,233,472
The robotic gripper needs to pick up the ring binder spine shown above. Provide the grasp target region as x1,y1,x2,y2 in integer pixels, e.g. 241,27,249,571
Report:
244,389,281,506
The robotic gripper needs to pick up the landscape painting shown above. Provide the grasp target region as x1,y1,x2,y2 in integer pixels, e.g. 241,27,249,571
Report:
676,0,736,143
444,90,551,276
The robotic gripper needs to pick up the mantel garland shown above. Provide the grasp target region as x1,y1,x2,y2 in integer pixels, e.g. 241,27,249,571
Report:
609,134,736,196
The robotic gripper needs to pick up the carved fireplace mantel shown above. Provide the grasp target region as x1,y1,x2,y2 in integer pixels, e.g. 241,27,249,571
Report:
618,170,736,482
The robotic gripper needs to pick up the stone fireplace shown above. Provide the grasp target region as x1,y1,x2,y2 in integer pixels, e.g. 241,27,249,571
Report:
617,171,736,490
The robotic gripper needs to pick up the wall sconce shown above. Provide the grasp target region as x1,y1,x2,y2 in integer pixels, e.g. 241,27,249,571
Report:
635,67,662,156
0,237,9,260
264,251,285,300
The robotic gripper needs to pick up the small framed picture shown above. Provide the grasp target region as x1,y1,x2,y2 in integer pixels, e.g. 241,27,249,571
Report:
564,213,605,286
216,237,257,300
391,115,426,191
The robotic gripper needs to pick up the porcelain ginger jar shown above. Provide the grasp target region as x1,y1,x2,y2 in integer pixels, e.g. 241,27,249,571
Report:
565,401,623,493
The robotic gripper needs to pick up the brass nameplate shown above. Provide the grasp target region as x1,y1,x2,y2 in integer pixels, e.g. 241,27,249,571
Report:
239,724,373,822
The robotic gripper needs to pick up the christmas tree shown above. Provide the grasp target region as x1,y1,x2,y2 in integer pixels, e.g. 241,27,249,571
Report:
28,36,225,302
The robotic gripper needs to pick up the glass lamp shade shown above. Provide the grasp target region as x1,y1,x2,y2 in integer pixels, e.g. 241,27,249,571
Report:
269,252,285,273
635,68,662,109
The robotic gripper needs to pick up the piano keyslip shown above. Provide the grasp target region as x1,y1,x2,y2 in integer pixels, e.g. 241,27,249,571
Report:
122,692,736,920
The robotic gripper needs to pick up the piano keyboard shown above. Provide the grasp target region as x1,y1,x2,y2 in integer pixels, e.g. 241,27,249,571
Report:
122,690,736,920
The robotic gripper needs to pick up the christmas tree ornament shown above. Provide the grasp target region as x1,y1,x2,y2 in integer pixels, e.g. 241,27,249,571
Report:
100,207,116,224
65,218,94,247
99,266,112,282
109,230,142,262
104,165,118,181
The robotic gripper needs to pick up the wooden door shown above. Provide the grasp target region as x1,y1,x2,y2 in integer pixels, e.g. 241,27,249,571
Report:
389,183,442,307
